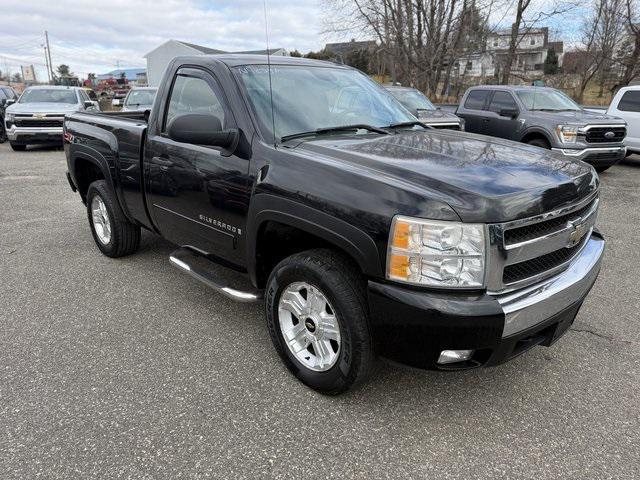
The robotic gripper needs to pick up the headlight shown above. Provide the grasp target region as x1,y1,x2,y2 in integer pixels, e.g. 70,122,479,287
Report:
387,216,486,288
556,125,579,144
5,112,15,122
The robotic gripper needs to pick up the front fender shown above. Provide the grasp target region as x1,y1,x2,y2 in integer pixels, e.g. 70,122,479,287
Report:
246,194,383,286
520,125,555,144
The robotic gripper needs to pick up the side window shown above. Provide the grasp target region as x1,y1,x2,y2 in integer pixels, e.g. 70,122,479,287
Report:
164,74,225,132
618,91,640,112
488,91,518,113
464,90,490,110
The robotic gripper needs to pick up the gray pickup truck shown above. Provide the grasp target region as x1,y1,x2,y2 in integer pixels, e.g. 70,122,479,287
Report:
4,85,98,151
456,86,627,172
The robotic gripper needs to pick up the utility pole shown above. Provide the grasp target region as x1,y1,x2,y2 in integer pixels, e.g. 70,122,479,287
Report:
45,30,54,83
42,44,51,83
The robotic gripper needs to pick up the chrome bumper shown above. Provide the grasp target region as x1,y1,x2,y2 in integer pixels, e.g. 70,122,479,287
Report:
496,233,604,337
552,146,626,159
7,126,63,141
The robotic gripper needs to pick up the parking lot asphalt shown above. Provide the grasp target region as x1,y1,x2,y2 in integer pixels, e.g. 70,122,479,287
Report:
1,142,639,479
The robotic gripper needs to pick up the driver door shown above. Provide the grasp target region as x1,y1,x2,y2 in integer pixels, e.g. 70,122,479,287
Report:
146,67,251,264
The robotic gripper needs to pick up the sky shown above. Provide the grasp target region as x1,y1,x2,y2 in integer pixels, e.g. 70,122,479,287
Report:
0,0,584,82
0,0,328,81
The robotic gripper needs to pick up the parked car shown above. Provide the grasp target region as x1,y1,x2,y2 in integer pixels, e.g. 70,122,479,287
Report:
605,85,639,157
82,88,101,110
64,55,604,394
456,86,627,172
385,85,464,130
121,87,158,112
4,85,98,151
0,86,19,143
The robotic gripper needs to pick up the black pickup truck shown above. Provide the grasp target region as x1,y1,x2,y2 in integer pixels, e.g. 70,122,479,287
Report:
64,55,605,394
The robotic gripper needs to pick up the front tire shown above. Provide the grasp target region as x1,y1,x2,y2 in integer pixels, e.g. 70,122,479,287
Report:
86,180,140,257
266,249,373,395
10,143,26,151
595,166,610,173
526,137,550,149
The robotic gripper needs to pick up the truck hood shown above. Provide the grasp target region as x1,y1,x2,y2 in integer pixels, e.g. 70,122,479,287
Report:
296,130,597,223
416,109,461,124
532,109,625,124
6,102,80,115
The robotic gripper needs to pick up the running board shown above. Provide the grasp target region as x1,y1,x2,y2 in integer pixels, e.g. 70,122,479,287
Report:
169,247,262,303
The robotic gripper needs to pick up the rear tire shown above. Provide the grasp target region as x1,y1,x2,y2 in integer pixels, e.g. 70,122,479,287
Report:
10,143,26,151
526,137,551,149
265,249,373,395
86,180,140,257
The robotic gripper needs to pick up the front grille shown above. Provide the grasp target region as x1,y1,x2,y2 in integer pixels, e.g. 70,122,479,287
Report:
503,242,582,284
14,119,63,128
585,126,626,143
504,199,595,245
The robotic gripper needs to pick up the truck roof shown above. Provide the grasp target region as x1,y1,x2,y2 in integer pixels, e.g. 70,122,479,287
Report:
25,85,82,91
174,54,347,69
467,85,558,93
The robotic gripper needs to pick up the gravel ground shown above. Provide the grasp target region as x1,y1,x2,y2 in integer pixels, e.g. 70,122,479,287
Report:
1,143,639,479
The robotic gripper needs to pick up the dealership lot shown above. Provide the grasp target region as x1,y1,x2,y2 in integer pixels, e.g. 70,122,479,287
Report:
1,143,639,479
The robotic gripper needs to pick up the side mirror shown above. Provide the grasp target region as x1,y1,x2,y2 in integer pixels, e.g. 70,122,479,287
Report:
167,113,238,150
6,99,15,106
112,99,121,107
500,108,519,119
84,100,94,109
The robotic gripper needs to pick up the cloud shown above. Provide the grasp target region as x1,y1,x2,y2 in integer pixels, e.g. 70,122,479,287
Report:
0,0,327,80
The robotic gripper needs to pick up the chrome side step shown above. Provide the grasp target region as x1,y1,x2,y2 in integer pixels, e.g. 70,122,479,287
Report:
169,247,262,303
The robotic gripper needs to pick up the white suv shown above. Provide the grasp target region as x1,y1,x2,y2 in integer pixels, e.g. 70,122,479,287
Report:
607,86,640,156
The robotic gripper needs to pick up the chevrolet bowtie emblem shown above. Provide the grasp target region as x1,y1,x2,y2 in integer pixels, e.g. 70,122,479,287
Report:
33,113,46,119
567,219,588,248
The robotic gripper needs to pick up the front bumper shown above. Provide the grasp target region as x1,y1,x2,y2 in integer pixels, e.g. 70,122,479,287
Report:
368,232,604,370
552,146,626,167
6,126,63,144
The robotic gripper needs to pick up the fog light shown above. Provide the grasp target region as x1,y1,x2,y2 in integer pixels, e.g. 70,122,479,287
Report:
437,349,474,365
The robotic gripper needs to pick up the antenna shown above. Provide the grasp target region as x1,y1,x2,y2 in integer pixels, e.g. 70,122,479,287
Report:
263,0,277,146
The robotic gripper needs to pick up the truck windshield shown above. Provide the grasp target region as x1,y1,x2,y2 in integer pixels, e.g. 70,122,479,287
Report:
235,65,414,142
388,89,436,111
517,89,581,111
19,89,77,104
125,89,156,107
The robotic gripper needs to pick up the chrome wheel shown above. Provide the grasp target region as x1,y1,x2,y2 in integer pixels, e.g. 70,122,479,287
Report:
91,196,112,245
278,282,341,372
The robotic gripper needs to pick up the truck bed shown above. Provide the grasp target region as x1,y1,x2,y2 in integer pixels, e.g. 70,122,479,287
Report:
64,110,151,230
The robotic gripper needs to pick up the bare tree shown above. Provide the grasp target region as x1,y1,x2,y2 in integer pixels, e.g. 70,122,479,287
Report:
499,0,575,84
611,0,640,92
573,0,627,102
323,0,496,97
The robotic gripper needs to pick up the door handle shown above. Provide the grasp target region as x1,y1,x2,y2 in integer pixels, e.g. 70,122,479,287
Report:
482,118,490,123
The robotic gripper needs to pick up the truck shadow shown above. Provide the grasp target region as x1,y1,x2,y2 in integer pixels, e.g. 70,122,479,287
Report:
133,230,547,408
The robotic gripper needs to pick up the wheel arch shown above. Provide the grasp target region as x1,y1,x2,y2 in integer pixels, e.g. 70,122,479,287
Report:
246,195,383,289
520,128,553,146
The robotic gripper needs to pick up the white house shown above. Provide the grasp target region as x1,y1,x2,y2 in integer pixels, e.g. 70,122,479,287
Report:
456,27,564,78
144,40,287,86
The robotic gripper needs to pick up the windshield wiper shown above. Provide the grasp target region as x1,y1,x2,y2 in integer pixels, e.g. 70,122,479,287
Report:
280,124,390,143
385,120,429,130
